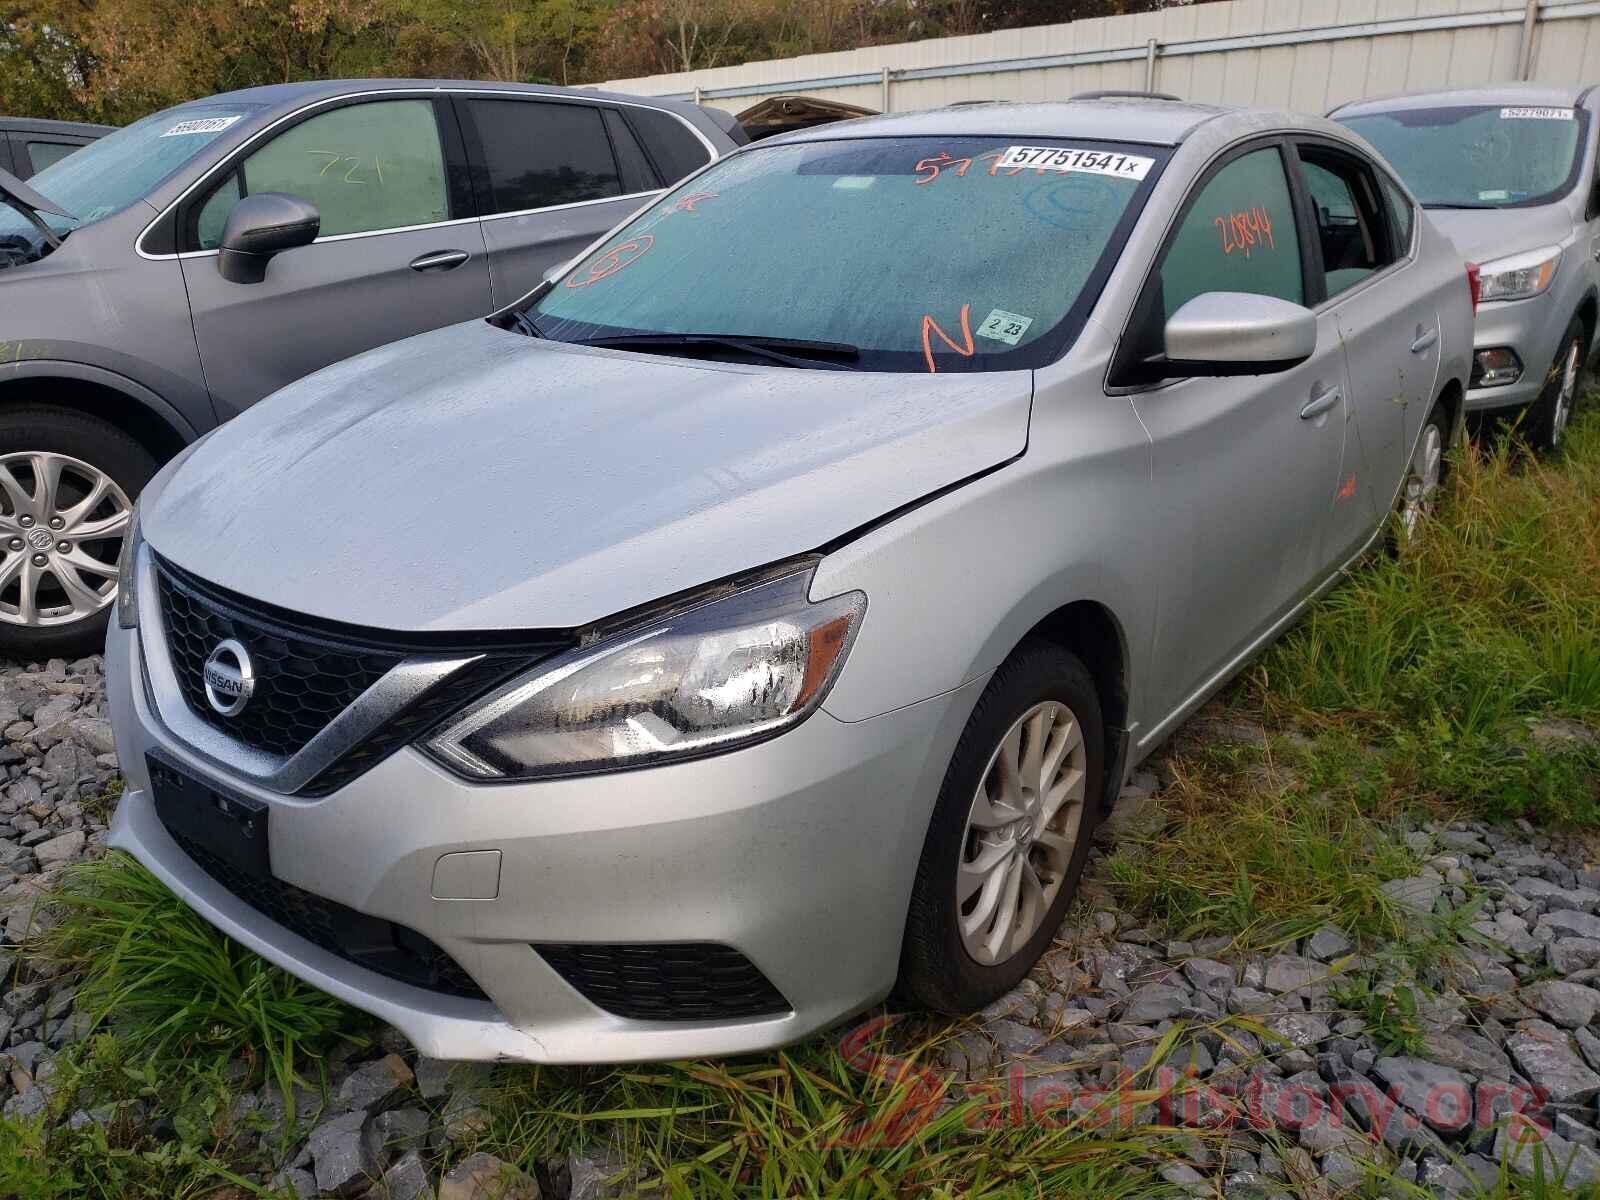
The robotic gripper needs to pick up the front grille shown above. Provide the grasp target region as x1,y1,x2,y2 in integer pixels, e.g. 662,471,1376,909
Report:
156,562,402,760
154,794,489,1002
537,943,791,1022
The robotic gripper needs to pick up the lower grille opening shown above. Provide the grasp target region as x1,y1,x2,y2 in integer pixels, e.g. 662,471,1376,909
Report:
159,818,490,1003
536,942,791,1022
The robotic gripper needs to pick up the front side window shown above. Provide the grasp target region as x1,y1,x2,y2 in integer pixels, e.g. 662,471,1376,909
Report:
194,99,448,247
468,100,623,214
1158,146,1303,319
1300,147,1395,298
1340,105,1586,209
23,141,81,174
525,136,1166,373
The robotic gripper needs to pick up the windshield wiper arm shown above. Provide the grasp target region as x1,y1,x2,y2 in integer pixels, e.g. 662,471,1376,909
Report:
0,165,75,250
502,309,544,339
575,333,861,370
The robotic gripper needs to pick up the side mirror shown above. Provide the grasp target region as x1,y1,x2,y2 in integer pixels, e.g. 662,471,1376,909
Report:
217,192,320,285
1159,291,1317,378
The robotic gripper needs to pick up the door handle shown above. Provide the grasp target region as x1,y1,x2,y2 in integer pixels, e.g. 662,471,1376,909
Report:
1300,386,1341,421
409,249,470,272
1410,328,1438,354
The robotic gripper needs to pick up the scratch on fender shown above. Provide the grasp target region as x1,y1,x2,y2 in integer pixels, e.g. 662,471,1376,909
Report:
921,304,974,374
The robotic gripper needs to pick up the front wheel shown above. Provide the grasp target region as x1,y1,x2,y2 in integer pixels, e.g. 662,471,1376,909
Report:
897,641,1104,1013
1529,317,1584,453
0,406,155,661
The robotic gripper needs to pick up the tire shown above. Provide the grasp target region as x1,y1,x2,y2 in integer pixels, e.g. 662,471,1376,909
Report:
0,406,157,661
1528,316,1584,454
1396,400,1449,547
898,640,1105,1013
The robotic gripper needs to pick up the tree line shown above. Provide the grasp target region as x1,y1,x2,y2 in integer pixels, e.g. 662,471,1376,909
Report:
2,0,1180,125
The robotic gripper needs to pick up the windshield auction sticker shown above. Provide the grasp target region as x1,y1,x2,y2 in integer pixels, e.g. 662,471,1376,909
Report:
997,146,1154,179
1500,107,1574,120
976,309,1034,345
160,115,244,137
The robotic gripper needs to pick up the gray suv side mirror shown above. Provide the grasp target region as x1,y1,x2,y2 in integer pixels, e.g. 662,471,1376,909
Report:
218,193,321,285
1161,291,1317,378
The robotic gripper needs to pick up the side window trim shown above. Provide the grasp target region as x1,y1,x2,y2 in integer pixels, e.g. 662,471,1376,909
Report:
1288,137,1405,308
1108,135,1308,392
176,94,464,253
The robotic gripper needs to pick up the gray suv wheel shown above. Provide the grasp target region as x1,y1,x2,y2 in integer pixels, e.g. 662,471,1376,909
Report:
0,407,154,659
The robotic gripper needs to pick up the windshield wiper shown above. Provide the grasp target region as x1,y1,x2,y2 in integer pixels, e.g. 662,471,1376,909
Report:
574,333,861,371
1423,202,1501,210
501,309,544,339
0,165,75,250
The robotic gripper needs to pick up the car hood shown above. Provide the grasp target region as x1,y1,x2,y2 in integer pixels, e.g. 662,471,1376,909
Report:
143,321,1032,632
1426,203,1576,264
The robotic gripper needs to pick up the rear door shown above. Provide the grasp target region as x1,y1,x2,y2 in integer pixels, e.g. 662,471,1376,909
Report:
1123,141,1349,717
179,95,491,418
1293,139,1416,560
454,97,713,304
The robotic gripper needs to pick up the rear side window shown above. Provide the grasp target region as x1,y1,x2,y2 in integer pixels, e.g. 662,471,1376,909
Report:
1158,146,1303,318
1299,145,1397,298
468,100,623,213
193,99,449,246
24,141,81,174
1382,176,1415,254
625,107,711,183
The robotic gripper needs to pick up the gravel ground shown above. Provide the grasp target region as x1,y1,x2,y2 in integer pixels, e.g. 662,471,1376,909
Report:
2,653,1599,1198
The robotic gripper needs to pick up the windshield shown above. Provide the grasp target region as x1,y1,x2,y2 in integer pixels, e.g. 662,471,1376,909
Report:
0,103,260,268
1341,104,1587,209
525,135,1167,372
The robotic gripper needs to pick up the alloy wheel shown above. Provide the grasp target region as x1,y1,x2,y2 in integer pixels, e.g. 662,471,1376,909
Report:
1400,421,1443,542
0,452,132,628
1552,338,1580,448
956,699,1088,966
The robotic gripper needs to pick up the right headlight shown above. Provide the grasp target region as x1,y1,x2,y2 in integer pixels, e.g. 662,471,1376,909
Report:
423,567,866,782
1476,245,1563,303
114,503,143,630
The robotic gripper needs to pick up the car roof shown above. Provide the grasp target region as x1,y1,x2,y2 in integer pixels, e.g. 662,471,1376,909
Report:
169,78,705,119
0,116,116,137
1331,82,1590,118
765,97,1316,148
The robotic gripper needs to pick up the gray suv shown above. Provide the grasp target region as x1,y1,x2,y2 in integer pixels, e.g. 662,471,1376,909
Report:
1334,85,1600,450
0,80,737,658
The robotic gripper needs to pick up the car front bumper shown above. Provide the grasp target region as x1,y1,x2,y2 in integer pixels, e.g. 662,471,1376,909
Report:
1463,289,1566,414
106,614,983,1062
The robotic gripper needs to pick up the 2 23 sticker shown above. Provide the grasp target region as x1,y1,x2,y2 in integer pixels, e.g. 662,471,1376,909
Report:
976,309,1034,346
996,146,1154,180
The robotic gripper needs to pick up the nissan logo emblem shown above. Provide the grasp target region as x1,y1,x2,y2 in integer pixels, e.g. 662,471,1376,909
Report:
202,639,256,717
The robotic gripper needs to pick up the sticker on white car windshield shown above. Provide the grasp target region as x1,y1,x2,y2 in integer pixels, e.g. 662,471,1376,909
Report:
976,309,1034,346
160,115,243,137
1501,107,1574,120
997,145,1154,180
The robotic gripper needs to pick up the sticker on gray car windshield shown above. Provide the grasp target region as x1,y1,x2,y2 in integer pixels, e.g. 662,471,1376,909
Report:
976,309,1034,345
161,115,244,137
1500,107,1574,120
997,146,1153,180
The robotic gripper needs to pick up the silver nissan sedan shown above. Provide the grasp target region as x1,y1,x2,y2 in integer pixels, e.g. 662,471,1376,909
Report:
105,97,1473,1063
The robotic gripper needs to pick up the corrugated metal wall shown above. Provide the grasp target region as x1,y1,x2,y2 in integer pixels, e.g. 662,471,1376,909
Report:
599,0,1600,118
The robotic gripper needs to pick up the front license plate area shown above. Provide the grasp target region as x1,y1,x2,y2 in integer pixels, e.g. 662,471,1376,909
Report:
147,753,270,879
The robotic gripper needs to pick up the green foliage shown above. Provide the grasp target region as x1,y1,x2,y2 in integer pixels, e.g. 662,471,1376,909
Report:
33,852,368,1104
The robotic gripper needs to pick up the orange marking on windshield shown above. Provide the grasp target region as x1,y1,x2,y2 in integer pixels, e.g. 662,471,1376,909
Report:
922,304,975,374
669,191,718,213
566,235,654,288
1336,473,1357,500
1215,206,1275,257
